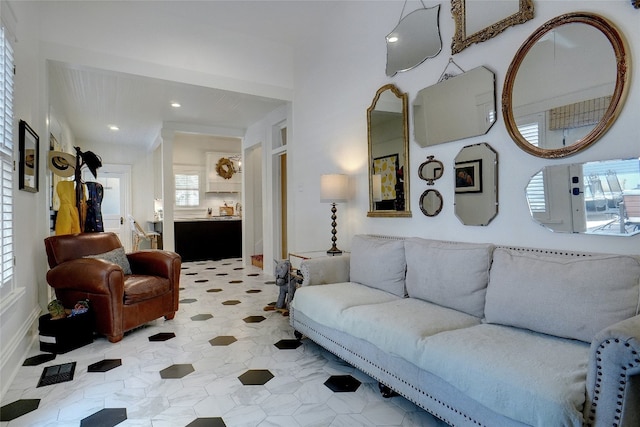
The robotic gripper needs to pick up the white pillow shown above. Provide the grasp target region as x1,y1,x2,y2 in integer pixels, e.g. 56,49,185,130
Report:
349,235,406,297
84,247,132,275
485,248,640,342
405,238,494,318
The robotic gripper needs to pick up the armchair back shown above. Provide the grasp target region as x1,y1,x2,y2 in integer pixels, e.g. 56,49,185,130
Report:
45,232,123,268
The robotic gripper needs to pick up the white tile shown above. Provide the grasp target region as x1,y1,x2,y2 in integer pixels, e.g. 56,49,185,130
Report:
0,259,447,426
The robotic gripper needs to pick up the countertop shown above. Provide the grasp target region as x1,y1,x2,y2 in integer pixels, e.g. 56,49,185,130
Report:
174,216,242,222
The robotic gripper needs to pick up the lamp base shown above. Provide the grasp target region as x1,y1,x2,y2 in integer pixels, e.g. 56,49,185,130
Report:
326,247,343,255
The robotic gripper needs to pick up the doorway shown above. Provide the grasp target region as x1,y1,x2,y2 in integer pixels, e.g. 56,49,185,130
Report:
83,164,132,249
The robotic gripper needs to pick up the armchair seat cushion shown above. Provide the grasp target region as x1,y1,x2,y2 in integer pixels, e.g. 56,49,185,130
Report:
124,275,171,304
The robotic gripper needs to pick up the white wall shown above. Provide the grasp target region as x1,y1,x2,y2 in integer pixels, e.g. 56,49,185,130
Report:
289,0,640,256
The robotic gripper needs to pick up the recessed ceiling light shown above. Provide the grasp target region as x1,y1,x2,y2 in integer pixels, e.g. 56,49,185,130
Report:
171,102,181,108
108,125,119,131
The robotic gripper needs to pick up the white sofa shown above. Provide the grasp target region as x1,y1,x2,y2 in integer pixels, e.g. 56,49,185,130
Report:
289,235,640,427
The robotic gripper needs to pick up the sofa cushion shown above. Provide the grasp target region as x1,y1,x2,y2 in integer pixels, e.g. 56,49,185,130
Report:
350,235,406,297
485,248,640,342
341,298,481,366
404,238,494,318
84,247,132,275
419,324,589,427
290,282,401,331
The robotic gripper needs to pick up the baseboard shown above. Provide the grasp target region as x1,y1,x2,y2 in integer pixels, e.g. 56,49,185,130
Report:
0,306,40,400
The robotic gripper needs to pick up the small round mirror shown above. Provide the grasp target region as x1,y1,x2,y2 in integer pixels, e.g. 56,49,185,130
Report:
419,189,443,217
418,155,444,185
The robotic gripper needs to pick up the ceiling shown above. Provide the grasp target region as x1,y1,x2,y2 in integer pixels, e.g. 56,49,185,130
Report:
48,60,287,148
44,1,344,149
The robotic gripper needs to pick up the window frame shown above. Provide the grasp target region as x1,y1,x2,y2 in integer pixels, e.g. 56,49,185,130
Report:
174,165,204,209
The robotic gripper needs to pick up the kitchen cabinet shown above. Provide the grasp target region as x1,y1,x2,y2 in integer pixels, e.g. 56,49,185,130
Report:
174,219,241,261
206,152,241,193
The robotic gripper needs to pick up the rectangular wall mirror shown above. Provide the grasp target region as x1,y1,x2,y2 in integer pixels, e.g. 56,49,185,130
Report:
414,66,496,147
451,0,534,54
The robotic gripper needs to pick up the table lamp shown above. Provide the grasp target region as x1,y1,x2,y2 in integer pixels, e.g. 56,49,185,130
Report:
320,174,349,254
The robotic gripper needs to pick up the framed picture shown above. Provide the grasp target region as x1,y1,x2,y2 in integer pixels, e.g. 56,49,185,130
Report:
19,120,39,193
455,159,482,193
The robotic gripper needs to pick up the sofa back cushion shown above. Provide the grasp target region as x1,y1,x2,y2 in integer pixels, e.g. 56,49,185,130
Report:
350,235,406,297
404,238,494,318
485,248,640,342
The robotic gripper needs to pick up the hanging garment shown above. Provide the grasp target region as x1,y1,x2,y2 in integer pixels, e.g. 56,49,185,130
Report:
55,181,80,235
84,181,104,232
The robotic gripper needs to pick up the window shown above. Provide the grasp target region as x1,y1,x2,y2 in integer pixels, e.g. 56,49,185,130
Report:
175,172,200,207
0,25,14,290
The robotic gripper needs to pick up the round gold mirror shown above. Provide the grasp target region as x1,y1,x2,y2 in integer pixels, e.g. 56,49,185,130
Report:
502,12,629,158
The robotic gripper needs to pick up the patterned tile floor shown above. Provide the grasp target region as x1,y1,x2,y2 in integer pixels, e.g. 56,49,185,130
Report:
1,258,447,427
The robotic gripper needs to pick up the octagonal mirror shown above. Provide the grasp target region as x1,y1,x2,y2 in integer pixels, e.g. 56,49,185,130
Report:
454,142,498,226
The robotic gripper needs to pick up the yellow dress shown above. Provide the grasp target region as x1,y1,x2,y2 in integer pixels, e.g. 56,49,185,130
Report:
55,181,81,235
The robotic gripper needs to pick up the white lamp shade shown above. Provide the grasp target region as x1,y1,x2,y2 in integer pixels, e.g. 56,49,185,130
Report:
320,174,349,203
372,174,383,202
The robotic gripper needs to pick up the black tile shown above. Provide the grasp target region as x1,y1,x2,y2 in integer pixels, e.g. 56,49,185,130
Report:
274,339,302,350
206,267,217,270
80,408,127,427
149,332,176,342
209,336,237,346
207,288,223,293
37,362,76,387
186,417,227,427
216,273,228,276
88,359,122,372
233,267,244,270
195,279,209,283
180,298,197,304
243,316,266,323
23,353,56,366
159,364,194,379
222,300,241,305
264,280,276,285
186,272,198,275
324,375,361,392
238,369,274,385
229,280,243,284
0,399,40,421
191,314,213,321
246,289,261,294
247,273,259,277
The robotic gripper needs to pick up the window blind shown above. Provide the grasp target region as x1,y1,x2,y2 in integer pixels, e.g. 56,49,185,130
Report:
0,25,14,288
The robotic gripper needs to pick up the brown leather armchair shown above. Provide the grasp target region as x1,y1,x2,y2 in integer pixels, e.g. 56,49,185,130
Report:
44,232,181,343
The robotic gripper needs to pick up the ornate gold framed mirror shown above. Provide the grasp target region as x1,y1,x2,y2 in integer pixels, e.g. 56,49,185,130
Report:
502,12,630,159
451,0,534,54
367,84,411,217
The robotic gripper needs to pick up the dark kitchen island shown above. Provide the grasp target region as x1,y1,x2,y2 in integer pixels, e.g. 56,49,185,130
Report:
174,218,241,262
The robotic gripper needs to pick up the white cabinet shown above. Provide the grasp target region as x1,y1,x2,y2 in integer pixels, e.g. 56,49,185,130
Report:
206,152,241,193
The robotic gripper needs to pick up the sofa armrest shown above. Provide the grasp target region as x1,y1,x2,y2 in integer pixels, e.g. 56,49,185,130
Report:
127,250,181,279
299,255,350,286
46,258,124,296
584,314,640,426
